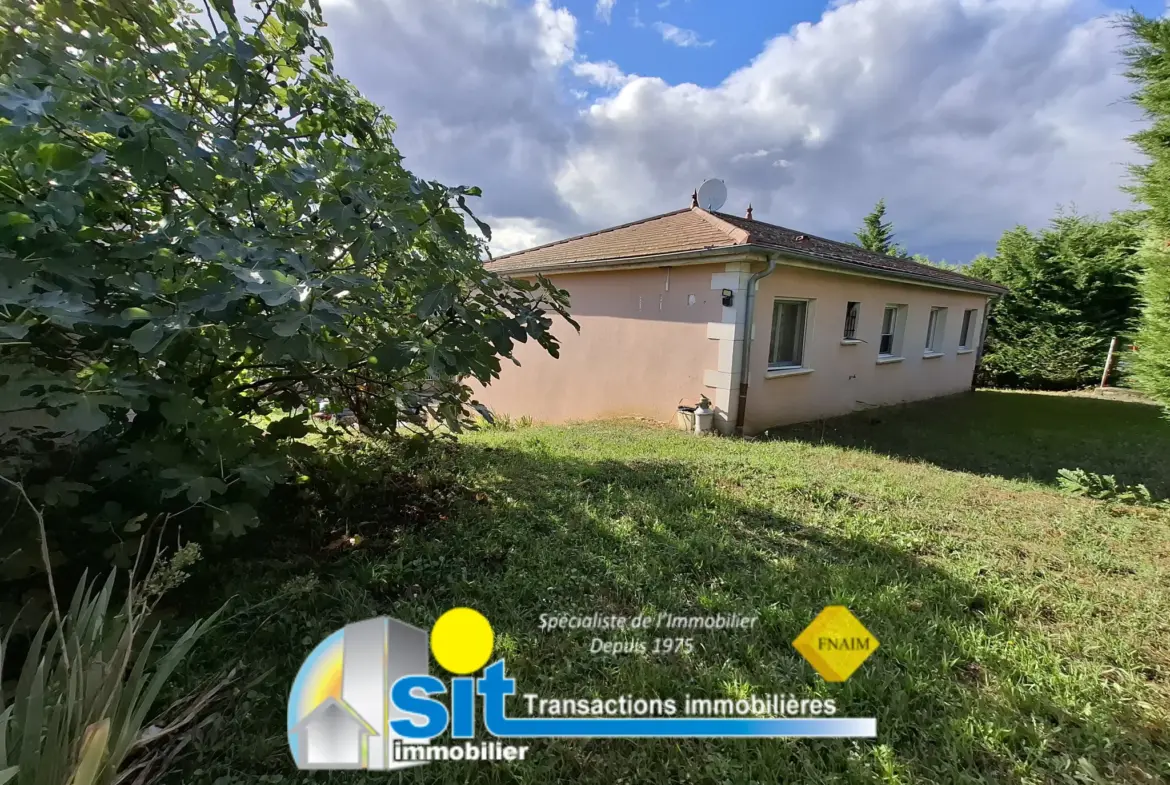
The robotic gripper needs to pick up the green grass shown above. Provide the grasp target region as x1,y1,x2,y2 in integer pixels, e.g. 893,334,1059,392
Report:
169,390,1170,784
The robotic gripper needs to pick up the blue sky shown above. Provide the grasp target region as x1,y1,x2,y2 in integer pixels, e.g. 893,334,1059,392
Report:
320,0,1161,261
570,0,1165,89
573,0,828,87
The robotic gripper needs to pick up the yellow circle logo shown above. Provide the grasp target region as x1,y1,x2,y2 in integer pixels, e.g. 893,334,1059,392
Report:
430,607,494,674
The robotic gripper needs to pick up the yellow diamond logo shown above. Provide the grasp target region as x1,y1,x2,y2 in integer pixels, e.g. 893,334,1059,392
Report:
793,606,879,682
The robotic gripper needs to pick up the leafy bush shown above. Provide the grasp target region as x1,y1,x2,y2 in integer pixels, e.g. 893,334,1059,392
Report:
971,214,1142,390
1056,467,1159,506
263,434,475,554
975,324,1104,390
0,0,573,562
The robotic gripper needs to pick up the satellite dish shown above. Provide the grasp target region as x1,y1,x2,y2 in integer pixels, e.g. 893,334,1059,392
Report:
697,179,727,212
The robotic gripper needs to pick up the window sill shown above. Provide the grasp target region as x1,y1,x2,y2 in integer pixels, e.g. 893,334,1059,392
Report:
876,356,904,365
765,367,814,379
922,351,945,359
957,348,975,355
840,339,862,345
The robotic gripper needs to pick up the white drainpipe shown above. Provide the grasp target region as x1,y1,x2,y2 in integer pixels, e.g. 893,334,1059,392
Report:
733,255,779,435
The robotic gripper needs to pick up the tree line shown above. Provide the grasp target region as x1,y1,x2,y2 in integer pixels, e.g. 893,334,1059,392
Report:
853,200,1144,390
851,12,1170,401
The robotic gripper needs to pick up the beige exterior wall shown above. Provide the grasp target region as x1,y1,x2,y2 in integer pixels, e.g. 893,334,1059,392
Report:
475,255,993,434
738,264,992,434
471,264,725,423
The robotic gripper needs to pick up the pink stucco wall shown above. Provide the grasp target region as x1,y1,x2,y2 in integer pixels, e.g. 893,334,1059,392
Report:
741,264,992,434
474,257,993,431
471,264,724,422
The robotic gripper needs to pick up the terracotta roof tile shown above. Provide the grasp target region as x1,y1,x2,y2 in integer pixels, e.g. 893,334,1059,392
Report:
485,207,1006,295
484,209,746,273
711,211,1007,295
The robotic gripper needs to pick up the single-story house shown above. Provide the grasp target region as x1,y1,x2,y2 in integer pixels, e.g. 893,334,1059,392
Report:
475,202,1008,435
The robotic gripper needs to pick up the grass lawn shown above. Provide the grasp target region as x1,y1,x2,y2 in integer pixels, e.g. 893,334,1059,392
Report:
169,390,1170,784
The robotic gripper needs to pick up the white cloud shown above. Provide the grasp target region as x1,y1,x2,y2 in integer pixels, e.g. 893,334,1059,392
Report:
315,0,582,229
316,0,1146,262
653,21,714,47
558,0,1144,257
572,59,636,88
483,216,567,256
534,0,577,66
731,149,773,163
596,0,617,23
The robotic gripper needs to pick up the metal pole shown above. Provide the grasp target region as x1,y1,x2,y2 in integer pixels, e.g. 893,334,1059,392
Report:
1099,336,1119,389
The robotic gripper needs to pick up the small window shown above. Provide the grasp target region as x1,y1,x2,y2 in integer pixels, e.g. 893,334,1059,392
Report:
879,305,899,356
843,301,860,340
959,308,978,349
768,299,808,369
925,307,947,353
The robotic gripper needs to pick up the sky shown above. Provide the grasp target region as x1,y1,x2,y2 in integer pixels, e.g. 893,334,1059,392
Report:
316,0,1165,262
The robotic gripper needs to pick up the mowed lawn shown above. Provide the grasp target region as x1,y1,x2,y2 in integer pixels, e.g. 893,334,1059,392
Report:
173,390,1170,785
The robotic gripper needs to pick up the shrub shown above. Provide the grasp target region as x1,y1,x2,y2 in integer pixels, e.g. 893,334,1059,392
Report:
0,479,224,785
971,214,1142,390
0,0,574,563
1056,467,1159,506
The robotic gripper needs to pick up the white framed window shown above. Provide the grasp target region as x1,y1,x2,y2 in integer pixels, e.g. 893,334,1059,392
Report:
925,307,947,354
768,299,809,369
843,301,860,340
879,305,905,357
959,308,978,350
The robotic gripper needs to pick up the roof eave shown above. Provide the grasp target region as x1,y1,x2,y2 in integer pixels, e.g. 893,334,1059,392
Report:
484,243,759,275
489,242,1007,295
762,246,1008,296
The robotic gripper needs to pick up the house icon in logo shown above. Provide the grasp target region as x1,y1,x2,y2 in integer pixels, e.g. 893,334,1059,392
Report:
288,616,431,770
288,696,377,769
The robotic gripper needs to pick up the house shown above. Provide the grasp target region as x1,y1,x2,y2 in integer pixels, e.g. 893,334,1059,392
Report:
289,696,378,769
476,203,1008,435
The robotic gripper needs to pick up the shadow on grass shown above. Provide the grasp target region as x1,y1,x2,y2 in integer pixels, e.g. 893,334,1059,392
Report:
768,390,1170,496
170,439,1168,784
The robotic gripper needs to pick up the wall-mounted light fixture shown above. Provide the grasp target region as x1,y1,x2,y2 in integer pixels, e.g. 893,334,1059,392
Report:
721,288,734,307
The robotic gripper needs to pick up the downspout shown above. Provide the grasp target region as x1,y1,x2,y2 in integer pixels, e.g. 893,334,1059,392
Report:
971,294,998,390
733,256,779,436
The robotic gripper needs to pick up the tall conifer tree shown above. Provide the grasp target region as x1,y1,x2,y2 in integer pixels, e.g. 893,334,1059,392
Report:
1125,13,1170,409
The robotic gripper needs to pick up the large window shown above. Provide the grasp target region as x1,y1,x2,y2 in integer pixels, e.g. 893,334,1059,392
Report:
768,299,809,369
843,301,860,340
925,307,947,354
959,308,978,350
879,305,899,356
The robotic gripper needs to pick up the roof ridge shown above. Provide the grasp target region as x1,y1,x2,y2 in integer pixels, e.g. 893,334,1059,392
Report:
489,208,694,262
691,207,752,245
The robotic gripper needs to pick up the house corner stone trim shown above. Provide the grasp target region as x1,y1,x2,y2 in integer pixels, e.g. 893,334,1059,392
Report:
705,262,753,434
